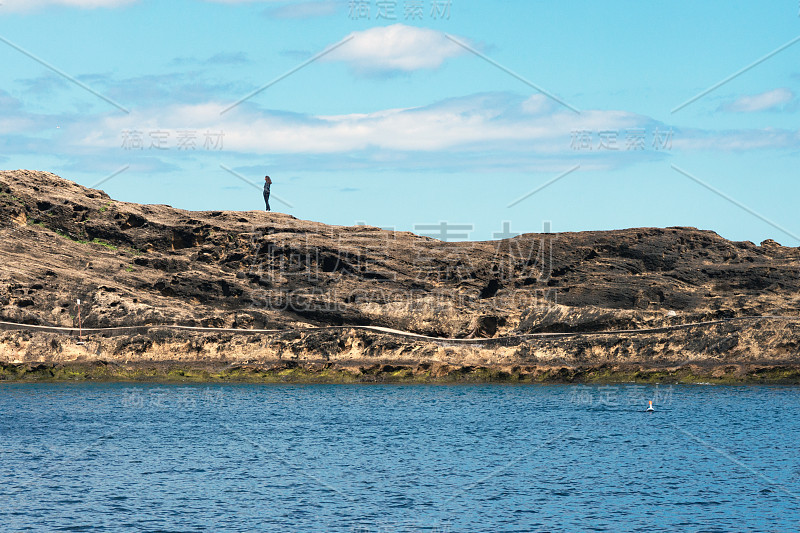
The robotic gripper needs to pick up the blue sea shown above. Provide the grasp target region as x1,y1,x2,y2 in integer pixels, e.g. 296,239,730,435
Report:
1,383,799,532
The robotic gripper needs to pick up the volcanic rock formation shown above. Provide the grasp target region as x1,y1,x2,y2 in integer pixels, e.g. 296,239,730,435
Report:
1,170,799,380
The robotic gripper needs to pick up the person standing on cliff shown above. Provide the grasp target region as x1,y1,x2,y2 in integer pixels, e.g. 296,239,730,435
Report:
263,175,272,211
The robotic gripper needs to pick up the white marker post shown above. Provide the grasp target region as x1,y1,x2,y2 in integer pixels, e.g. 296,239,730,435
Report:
76,299,83,343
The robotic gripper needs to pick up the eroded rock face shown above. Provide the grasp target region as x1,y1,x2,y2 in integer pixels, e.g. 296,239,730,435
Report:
1,169,799,369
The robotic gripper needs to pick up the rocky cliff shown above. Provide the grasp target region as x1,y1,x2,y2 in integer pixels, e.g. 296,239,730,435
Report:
2,170,799,382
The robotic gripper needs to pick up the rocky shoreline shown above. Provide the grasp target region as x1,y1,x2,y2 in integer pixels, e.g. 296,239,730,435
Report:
2,317,800,383
4,359,800,385
2,170,800,383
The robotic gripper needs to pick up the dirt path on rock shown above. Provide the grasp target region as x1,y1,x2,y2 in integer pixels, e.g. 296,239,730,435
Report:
2,316,799,344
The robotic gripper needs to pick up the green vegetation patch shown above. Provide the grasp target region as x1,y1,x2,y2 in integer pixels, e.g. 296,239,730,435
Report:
47,228,119,250
89,238,117,250
0,192,26,206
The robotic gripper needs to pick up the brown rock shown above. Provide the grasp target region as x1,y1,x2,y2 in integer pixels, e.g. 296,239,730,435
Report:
1,170,799,373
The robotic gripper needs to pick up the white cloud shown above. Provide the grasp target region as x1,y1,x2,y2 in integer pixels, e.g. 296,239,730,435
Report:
68,93,658,174
521,94,556,115
324,24,467,74
722,88,794,113
673,127,800,151
4,88,798,174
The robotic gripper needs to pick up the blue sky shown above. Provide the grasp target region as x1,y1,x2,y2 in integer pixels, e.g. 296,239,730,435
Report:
1,0,798,243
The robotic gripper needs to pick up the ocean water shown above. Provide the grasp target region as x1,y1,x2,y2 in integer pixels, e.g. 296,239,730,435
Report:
1,383,798,533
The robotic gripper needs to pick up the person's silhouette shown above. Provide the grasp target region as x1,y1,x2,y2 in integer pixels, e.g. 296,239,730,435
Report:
263,175,272,211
